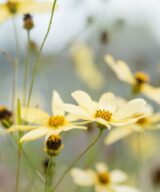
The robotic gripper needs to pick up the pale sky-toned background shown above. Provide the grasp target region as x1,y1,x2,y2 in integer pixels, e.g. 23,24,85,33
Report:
1,0,160,108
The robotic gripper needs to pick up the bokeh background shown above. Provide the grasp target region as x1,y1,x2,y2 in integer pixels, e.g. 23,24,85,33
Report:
0,0,160,191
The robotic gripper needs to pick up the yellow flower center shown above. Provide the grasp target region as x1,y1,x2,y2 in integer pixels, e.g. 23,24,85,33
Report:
48,116,65,128
95,110,112,121
134,72,150,84
7,2,18,14
136,117,149,126
98,172,110,185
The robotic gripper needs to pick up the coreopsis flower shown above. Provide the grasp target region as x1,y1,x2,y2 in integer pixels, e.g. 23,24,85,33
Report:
70,43,104,90
8,91,86,142
105,55,160,104
0,0,53,23
64,90,150,129
105,104,160,145
71,162,140,192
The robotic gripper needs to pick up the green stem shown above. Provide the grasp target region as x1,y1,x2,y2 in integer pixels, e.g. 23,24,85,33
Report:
27,0,57,107
23,30,31,106
11,17,20,110
52,129,103,192
15,99,22,192
45,157,53,192
12,17,20,61
15,150,22,192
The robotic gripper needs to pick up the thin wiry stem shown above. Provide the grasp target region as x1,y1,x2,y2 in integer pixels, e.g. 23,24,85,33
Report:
15,150,22,192
23,30,31,106
11,17,20,110
52,129,103,192
45,157,53,192
27,0,57,107
15,99,22,192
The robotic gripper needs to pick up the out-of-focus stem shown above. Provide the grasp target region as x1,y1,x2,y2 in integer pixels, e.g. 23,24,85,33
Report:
11,17,20,111
52,129,103,192
23,30,31,106
45,157,53,192
27,0,57,107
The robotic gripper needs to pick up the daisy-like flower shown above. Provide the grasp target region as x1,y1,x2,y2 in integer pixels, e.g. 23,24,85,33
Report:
64,90,151,129
8,91,86,142
71,162,140,192
70,42,104,90
105,55,160,104
105,104,160,145
0,0,54,23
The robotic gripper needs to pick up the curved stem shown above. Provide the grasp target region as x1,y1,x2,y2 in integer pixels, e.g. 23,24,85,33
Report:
52,129,103,192
27,0,57,107
45,157,53,192
23,30,31,106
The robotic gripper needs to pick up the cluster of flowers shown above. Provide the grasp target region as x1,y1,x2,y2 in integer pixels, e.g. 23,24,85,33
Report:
1,86,159,191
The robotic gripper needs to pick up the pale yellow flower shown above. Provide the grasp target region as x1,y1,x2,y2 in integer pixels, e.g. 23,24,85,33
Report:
105,55,160,104
64,90,150,129
70,43,104,90
8,91,86,142
71,162,140,192
105,104,160,145
0,0,53,23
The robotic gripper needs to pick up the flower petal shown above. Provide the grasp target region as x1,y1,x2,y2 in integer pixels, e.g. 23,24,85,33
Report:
99,92,116,113
71,168,96,186
18,1,54,14
141,83,160,104
95,162,108,173
113,99,147,119
52,91,64,115
61,124,87,132
8,125,37,133
113,185,141,192
71,91,97,114
0,5,9,23
105,127,134,145
150,113,160,124
105,55,135,85
95,118,111,129
20,127,51,142
110,170,127,183
64,104,92,120
21,107,49,125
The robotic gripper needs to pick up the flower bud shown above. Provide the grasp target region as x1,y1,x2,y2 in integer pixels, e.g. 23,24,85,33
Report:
0,106,13,128
44,134,63,156
23,14,34,30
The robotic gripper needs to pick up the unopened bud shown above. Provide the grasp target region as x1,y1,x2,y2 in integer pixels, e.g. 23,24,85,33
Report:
44,134,63,156
23,14,34,30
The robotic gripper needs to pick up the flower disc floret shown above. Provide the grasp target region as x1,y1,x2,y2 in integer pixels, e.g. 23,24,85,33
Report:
48,115,65,128
134,72,150,84
95,110,112,122
98,172,110,184
7,2,18,14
